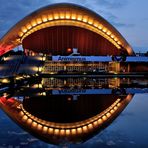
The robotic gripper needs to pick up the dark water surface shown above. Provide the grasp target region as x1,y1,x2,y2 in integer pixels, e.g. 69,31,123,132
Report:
0,77,148,148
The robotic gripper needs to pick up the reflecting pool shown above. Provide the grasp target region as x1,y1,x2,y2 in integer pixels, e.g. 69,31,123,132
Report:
0,77,148,147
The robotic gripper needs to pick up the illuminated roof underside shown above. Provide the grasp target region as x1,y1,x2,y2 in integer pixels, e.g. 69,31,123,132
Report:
0,3,134,56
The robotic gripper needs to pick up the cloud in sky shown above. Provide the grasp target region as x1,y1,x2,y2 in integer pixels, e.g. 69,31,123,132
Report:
0,0,148,52
97,11,135,29
0,0,131,36
93,0,128,9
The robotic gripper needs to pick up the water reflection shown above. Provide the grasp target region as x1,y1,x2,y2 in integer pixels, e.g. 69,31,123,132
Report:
0,77,147,145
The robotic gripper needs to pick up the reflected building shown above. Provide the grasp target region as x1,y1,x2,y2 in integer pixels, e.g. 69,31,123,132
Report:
0,93,133,144
42,77,116,88
0,78,134,144
0,76,148,145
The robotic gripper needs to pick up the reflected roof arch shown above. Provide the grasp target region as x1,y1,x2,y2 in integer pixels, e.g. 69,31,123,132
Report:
0,94,133,144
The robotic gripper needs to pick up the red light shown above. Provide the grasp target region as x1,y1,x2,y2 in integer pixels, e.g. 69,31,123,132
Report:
67,48,72,53
7,98,15,104
0,45,14,56
67,97,72,101
0,97,7,105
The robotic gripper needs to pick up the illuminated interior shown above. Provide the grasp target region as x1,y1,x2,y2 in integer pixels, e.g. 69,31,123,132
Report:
19,18,121,49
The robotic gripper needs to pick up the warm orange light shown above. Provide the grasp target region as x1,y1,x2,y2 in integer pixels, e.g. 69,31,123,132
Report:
103,28,107,32
111,34,114,38
65,129,70,135
36,18,42,24
54,13,59,20
71,129,76,135
114,106,118,110
82,126,88,132
67,97,72,101
77,127,82,134
102,115,107,121
27,119,32,125
31,122,37,128
88,123,93,130
37,124,42,131
42,15,48,22
19,111,24,117
48,128,54,134
66,12,70,19
48,14,53,20
42,126,48,133
60,129,65,135
117,41,121,45
106,113,111,118
117,98,121,101
98,118,103,124
77,15,82,21
117,103,121,106
54,129,60,135
67,48,72,52
82,16,88,22
88,19,93,25
71,13,76,20
2,79,9,83
93,22,99,27
110,109,115,114
31,20,37,26
107,31,111,35
114,38,118,41
18,32,23,37
93,121,98,127
22,27,27,33
26,23,32,29
98,25,103,30
22,115,28,122
60,12,65,19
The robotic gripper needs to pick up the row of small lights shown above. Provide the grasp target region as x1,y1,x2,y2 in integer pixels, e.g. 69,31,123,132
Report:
19,98,121,136
20,20,120,49
18,12,122,49
0,74,38,84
